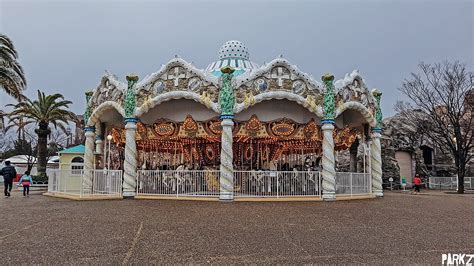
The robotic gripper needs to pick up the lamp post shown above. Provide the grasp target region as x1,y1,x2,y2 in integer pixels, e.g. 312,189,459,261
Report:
106,134,113,170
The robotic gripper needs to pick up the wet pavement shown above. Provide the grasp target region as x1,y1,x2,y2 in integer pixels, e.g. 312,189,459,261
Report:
1,190,473,264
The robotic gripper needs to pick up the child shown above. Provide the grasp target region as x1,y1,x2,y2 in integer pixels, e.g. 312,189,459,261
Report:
18,171,33,197
413,174,422,194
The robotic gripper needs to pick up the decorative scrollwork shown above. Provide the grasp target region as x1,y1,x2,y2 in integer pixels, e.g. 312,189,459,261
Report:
153,120,176,137
268,119,296,137
183,115,198,137
245,115,262,137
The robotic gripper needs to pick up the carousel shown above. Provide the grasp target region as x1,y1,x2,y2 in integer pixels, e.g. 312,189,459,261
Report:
80,40,384,201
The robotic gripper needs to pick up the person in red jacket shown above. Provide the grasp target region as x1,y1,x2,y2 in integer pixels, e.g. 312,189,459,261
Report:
413,174,422,194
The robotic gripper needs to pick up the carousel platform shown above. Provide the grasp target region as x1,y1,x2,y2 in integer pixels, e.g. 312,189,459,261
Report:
43,192,122,201
45,193,374,202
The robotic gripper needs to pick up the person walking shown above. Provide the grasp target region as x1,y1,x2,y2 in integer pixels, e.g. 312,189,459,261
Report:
0,161,17,198
18,171,33,197
413,174,422,194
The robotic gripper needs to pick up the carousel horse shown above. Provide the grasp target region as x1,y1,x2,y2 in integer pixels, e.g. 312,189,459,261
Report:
203,166,219,192
289,168,300,193
302,158,319,195
268,161,278,193
249,170,266,193
171,164,187,193
159,166,177,193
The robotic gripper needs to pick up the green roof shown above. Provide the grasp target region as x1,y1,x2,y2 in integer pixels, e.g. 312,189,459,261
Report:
58,144,85,154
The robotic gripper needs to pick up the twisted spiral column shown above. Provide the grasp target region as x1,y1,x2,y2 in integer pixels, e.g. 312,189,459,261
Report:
95,124,104,155
83,128,95,193
123,119,138,197
95,138,104,156
321,122,336,201
219,118,234,201
371,130,383,197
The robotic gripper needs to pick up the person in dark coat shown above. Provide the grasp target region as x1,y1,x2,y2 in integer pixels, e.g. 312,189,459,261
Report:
1,161,17,198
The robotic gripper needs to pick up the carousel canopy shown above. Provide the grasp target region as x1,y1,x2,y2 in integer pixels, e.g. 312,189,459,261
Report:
85,40,379,132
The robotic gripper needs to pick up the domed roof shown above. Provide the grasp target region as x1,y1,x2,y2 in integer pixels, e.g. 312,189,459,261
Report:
206,40,258,77
218,40,249,60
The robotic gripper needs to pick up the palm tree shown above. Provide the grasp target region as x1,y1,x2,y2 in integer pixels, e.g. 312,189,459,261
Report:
0,34,27,99
0,110,5,133
8,90,77,176
4,114,27,141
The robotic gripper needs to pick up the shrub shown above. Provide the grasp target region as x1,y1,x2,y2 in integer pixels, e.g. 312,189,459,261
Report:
32,173,48,183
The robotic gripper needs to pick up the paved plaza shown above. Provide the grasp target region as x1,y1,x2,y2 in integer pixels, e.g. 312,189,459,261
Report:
1,191,473,264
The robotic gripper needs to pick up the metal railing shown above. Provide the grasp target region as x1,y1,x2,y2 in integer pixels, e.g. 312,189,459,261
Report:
47,169,122,197
234,171,321,197
335,172,372,196
136,170,220,197
84,170,123,196
428,176,474,190
48,169,83,195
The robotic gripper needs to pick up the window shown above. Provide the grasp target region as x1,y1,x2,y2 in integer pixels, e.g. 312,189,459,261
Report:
71,156,84,175
71,157,84,163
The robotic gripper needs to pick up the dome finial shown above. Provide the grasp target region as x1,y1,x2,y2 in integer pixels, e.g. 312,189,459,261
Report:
218,40,250,60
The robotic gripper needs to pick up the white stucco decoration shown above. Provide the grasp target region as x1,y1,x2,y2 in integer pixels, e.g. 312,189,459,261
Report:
87,101,125,127
89,71,127,109
335,101,376,127
135,91,219,118
236,56,323,90
135,57,219,92
334,70,366,90
234,91,323,117
334,70,377,111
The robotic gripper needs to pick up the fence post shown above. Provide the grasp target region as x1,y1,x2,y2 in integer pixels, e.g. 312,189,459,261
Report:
136,171,139,196
276,174,279,198
80,170,83,197
319,172,322,198
350,173,353,196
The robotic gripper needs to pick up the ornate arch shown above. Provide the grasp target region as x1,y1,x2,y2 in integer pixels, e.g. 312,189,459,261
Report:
87,101,125,126
135,91,219,118
234,57,324,117
335,101,376,127
234,91,324,117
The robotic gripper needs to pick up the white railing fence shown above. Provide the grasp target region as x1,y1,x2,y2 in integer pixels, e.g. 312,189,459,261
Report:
234,171,321,197
335,172,372,196
428,176,474,190
47,169,83,195
84,170,123,196
47,169,122,196
137,170,220,197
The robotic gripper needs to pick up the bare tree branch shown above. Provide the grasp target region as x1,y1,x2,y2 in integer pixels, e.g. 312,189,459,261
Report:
397,61,473,194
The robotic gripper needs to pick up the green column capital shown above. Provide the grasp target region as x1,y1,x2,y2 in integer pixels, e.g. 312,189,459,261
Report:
322,73,335,122
83,91,94,126
372,88,383,130
219,66,235,119
124,74,139,119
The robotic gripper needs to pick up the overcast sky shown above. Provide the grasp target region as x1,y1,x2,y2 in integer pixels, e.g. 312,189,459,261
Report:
1,0,472,117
